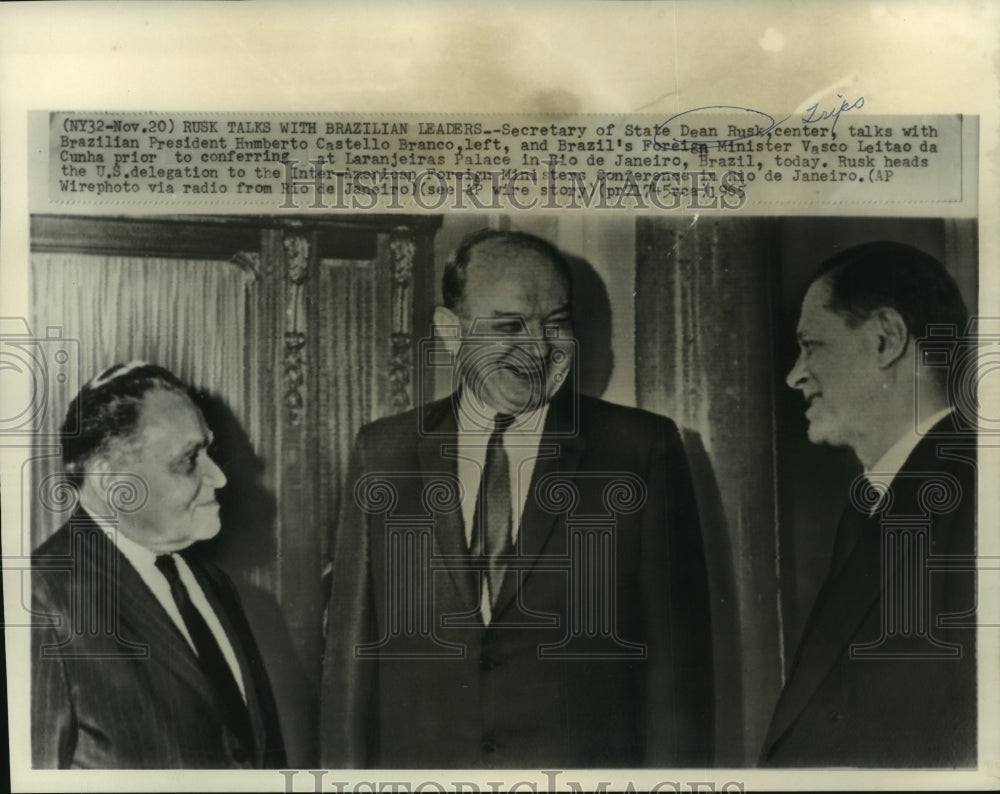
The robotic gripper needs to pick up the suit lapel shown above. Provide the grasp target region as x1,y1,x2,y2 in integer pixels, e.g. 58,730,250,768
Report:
492,390,586,621
184,555,267,757
68,514,227,720
417,396,480,612
765,504,882,751
765,416,973,755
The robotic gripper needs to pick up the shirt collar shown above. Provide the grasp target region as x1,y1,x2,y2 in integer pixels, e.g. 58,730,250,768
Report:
456,388,549,435
865,406,953,487
81,511,163,582
83,508,177,569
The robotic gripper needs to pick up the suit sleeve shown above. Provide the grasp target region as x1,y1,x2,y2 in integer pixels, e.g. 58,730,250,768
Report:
31,571,75,769
641,417,715,766
320,426,378,768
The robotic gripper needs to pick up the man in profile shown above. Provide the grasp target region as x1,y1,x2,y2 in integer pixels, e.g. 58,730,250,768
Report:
762,242,976,767
321,229,713,768
31,362,285,768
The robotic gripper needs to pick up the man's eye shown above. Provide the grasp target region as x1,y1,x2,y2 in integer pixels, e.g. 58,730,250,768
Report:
494,322,524,334
185,452,199,472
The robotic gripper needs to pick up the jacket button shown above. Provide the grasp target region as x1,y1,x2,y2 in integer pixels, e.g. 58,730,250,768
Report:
233,746,249,763
828,710,842,721
483,738,497,753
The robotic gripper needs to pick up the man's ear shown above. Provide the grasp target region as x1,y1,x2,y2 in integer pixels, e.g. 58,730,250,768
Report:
87,455,117,493
872,307,910,369
69,456,112,513
433,306,463,354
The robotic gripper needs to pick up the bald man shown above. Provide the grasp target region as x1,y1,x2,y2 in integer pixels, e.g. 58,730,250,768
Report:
321,229,714,768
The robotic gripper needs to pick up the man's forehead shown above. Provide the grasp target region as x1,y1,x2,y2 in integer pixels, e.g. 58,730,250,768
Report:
799,280,834,323
465,243,568,302
468,242,564,279
133,389,208,448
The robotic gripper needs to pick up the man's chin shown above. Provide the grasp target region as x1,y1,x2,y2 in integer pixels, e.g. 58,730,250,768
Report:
806,422,850,451
805,421,831,446
479,382,550,415
188,519,222,546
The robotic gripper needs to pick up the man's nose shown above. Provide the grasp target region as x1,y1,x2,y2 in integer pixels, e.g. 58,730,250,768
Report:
785,352,807,390
513,321,550,355
202,453,228,489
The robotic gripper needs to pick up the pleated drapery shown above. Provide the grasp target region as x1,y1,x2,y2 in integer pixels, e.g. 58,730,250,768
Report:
316,258,381,558
30,252,255,546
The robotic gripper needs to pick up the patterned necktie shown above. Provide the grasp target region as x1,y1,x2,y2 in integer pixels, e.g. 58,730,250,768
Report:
155,553,253,747
471,413,516,611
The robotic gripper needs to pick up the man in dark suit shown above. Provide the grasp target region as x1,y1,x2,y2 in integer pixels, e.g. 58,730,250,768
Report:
762,242,977,767
31,362,285,768
320,229,713,769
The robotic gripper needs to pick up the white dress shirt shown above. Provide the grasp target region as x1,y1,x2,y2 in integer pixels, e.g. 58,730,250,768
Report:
455,390,550,622
863,407,953,514
100,523,247,701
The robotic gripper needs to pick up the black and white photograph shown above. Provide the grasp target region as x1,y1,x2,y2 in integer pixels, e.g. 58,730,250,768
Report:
18,212,981,772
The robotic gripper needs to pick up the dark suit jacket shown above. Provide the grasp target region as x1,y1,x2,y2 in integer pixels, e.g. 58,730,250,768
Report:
320,389,714,768
761,414,977,767
31,510,286,768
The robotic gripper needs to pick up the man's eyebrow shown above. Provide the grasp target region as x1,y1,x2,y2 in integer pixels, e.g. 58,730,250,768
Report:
484,306,571,319
178,434,213,457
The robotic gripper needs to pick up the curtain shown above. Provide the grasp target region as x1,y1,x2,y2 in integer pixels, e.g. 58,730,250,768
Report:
30,253,255,546
316,257,381,562
635,217,783,765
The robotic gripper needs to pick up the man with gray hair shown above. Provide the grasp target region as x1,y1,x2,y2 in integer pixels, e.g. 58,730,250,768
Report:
31,362,285,768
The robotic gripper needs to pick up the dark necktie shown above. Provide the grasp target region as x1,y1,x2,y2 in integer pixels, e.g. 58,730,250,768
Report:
471,414,516,611
155,553,253,747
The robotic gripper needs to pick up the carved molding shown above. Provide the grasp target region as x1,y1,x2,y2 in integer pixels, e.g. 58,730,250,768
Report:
389,332,412,414
283,234,310,425
388,227,415,413
231,250,262,281
283,331,306,426
284,235,310,285
389,228,415,285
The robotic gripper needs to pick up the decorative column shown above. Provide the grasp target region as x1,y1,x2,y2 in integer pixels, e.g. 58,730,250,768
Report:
388,227,415,414
283,234,309,427
274,229,323,690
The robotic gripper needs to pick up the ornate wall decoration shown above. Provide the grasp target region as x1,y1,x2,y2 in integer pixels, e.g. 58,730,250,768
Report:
231,250,262,281
283,234,310,425
283,235,310,285
388,226,415,412
283,331,306,425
